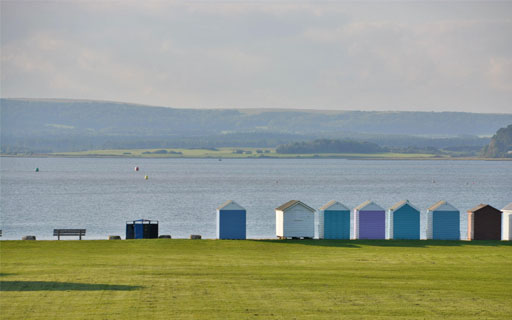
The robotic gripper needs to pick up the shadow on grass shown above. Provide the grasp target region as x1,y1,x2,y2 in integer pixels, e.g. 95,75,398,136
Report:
253,239,512,248
0,281,142,291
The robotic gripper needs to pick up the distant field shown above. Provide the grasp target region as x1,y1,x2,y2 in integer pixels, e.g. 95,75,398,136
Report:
1,240,511,319
51,147,439,159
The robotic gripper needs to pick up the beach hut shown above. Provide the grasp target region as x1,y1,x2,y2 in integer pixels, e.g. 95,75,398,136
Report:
426,201,460,240
353,200,385,240
467,204,502,240
216,201,246,240
276,200,315,239
386,200,420,240
316,200,351,239
502,203,512,241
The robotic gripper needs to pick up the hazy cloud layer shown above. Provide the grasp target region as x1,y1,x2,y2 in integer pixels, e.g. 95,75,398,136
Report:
1,1,511,112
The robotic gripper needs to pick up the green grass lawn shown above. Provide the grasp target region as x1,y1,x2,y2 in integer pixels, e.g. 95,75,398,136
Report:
1,240,511,319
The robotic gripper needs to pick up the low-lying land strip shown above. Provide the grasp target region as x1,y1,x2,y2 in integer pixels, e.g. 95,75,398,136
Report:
49,147,460,159
1,240,511,319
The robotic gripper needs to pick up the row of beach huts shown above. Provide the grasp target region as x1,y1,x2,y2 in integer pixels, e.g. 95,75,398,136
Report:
217,200,512,241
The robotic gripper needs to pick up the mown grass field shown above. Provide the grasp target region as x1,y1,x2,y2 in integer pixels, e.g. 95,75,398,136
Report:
51,147,438,159
1,240,511,319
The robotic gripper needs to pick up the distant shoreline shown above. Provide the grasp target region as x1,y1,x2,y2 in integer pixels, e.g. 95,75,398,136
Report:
1,153,510,161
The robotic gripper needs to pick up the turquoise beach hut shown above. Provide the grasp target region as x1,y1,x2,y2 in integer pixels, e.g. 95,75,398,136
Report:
386,200,420,240
426,201,460,240
216,200,246,240
316,200,351,239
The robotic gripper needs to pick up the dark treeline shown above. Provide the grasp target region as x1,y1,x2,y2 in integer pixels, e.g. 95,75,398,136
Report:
276,139,384,154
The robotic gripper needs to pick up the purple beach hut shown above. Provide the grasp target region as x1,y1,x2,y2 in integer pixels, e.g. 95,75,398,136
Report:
354,200,386,240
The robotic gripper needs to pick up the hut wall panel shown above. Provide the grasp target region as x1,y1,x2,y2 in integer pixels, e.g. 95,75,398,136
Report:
473,209,501,240
358,210,385,239
433,211,460,240
283,206,314,238
501,212,512,240
316,210,324,239
276,211,284,237
324,210,351,239
426,213,433,239
386,211,394,239
467,212,474,240
351,210,356,239
217,209,246,240
393,205,420,240
508,214,512,240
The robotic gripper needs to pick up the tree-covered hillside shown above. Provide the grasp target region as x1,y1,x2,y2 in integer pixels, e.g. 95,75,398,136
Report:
1,98,509,153
482,124,512,158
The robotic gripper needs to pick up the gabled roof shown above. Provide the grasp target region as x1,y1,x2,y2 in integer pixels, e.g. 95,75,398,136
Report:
468,203,487,212
502,203,512,211
217,200,245,211
468,203,501,213
428,200,458,212
389,200,420,212
354,200,384,211
319,200,350,211
276,200,315,213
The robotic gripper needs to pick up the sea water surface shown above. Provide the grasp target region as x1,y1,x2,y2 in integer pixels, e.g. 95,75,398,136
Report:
1,157,511,240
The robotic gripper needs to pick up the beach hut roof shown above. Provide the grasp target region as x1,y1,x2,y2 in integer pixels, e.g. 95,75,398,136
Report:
468,204,501,213
502,203,512,211
276,200,315,213
217,200,245,211
428,200,458,212
389,200,420,212
467,203,487,212
319,200,349,211
354,200,384,211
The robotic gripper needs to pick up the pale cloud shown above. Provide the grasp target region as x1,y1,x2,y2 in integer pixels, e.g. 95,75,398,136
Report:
1,1,511,112
488,57,512,92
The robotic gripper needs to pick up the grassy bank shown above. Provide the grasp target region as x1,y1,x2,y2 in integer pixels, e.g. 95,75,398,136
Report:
50,147,441,159
1,240,511,319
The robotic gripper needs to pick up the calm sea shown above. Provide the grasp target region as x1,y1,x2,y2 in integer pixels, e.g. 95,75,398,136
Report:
1,157,511,240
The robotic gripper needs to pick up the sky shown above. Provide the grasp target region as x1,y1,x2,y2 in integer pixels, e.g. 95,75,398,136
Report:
1,1,511,113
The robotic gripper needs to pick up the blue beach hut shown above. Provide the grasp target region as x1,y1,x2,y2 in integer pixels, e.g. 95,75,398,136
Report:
216,201,246,240
386,200,420,240
426,201,460,240
316,200,351,239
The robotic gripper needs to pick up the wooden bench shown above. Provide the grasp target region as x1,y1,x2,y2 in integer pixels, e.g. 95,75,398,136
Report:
53,229,86,240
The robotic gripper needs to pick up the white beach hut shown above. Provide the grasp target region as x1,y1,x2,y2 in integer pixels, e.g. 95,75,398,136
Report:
276,200,315,239
502,203,512,241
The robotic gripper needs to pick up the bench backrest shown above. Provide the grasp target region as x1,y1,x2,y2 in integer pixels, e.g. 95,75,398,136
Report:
53,229,86,236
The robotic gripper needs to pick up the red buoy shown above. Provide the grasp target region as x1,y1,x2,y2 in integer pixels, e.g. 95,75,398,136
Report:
135,166,139,171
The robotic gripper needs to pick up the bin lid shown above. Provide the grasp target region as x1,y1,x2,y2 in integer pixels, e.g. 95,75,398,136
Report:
126,219,158,224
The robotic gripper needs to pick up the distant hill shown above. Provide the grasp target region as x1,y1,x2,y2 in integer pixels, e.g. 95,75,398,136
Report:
1,98,510,152
482,124,512,158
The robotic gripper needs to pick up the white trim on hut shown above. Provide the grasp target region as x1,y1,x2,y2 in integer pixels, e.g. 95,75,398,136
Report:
502,203,512,241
